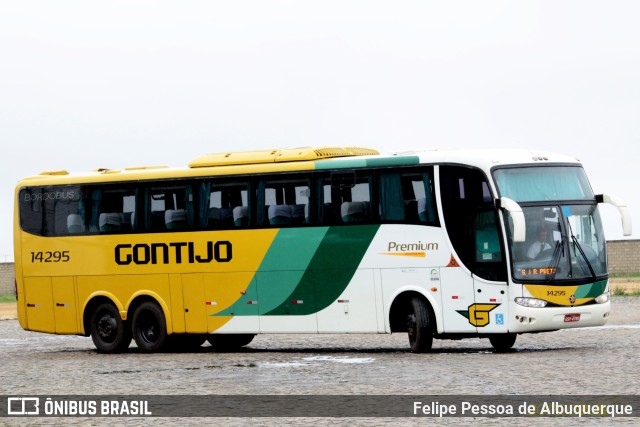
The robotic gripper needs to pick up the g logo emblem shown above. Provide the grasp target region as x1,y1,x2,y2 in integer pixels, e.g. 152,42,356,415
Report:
457,304,500,327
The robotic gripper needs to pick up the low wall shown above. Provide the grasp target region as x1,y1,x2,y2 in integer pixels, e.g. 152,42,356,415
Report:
1,240,639,296
0,263,15,296
607,239,640,276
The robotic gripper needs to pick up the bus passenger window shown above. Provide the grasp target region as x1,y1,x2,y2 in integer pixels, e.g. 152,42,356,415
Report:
379,169,438,225
322,173,371,225
87,186,137,233
19,186,86,236
260,175,310,227
145,184,192,232
201,179,250,229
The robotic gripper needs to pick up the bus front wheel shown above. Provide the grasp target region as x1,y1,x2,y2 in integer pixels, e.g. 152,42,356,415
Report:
90,302,132,353
132,301,168,353
407,297,433,353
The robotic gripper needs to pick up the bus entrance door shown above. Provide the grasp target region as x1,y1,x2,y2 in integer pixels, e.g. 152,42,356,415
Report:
472,276,509,333
439,267,477,333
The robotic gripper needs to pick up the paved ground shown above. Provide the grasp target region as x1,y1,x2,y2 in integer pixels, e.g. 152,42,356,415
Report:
0,296,638,426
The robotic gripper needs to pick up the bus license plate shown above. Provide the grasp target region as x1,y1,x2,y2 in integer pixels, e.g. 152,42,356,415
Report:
564,313,580,322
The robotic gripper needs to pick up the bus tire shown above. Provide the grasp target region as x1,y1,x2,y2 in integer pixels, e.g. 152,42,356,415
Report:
207,334,255,351
407,297,433,353
132,301,168,353
90,302,132,353
489,333,517,352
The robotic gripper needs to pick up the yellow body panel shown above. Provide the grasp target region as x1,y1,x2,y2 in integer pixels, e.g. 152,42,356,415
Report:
18,229,279,335
22,276,79,334
52,276,78,333
168,274,185,333
23,277,55,333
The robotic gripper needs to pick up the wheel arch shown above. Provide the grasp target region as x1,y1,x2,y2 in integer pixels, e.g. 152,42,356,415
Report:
82,291,173,336
126,291,173,335
387,288,442,334
81,293,122,337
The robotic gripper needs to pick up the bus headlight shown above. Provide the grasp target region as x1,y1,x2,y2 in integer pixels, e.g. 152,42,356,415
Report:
594,292,610,304
515,297,548,308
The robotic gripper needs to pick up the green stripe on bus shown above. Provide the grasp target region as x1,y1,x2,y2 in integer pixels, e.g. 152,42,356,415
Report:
574,280,607,298
365,156,420,167
264,225,380,316
214,227,328,316
314,156,419,170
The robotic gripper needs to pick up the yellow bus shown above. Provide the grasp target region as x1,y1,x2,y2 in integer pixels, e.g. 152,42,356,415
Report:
14,147,631,353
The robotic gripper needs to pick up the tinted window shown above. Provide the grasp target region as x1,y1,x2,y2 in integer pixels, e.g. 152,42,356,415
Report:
19,186,85,236
379,168,438,225
199,178,250,228
258,175,310,226
19,167,443,236
440,165,506,281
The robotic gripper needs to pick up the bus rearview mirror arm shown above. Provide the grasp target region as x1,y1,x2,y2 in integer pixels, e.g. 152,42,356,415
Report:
596,194,632,236
496,197,526,243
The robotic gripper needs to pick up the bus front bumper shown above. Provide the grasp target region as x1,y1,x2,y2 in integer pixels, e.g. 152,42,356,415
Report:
508,300,611,333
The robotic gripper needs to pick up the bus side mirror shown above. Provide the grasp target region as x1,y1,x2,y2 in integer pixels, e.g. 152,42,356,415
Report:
596,194,632,236
496,197,526,243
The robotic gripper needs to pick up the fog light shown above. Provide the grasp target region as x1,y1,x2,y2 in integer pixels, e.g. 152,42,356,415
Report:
515,297,547,308
595,292,610,304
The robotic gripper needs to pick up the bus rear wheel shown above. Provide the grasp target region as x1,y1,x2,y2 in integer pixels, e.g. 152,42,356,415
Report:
132,302,168,353
90,302,131,353
407,297,433,353
207,334,255,351
488,333,517,352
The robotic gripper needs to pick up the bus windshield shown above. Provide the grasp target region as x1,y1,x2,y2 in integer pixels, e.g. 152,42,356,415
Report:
494,166,594,202
508,204,607,282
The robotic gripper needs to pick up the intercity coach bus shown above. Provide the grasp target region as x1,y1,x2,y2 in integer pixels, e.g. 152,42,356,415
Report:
13,147,631,353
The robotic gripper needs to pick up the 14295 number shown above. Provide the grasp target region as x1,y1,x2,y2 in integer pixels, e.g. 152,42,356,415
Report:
31,251,70,263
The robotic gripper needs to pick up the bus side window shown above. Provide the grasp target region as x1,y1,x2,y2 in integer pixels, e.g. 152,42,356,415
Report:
143,183,193,232
378,168,438,225
90,187,137,233
475,210,502,262
323,172,372,224
201,179,250,229
19,186,86,236
417,171,438,225
259,175,310,227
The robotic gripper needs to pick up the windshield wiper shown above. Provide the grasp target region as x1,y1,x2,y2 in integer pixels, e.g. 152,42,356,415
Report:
545,240,564,282
565,217,597,280
572,235,597,280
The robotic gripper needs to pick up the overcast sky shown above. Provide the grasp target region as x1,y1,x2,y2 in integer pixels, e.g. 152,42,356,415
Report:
1,1,638,261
